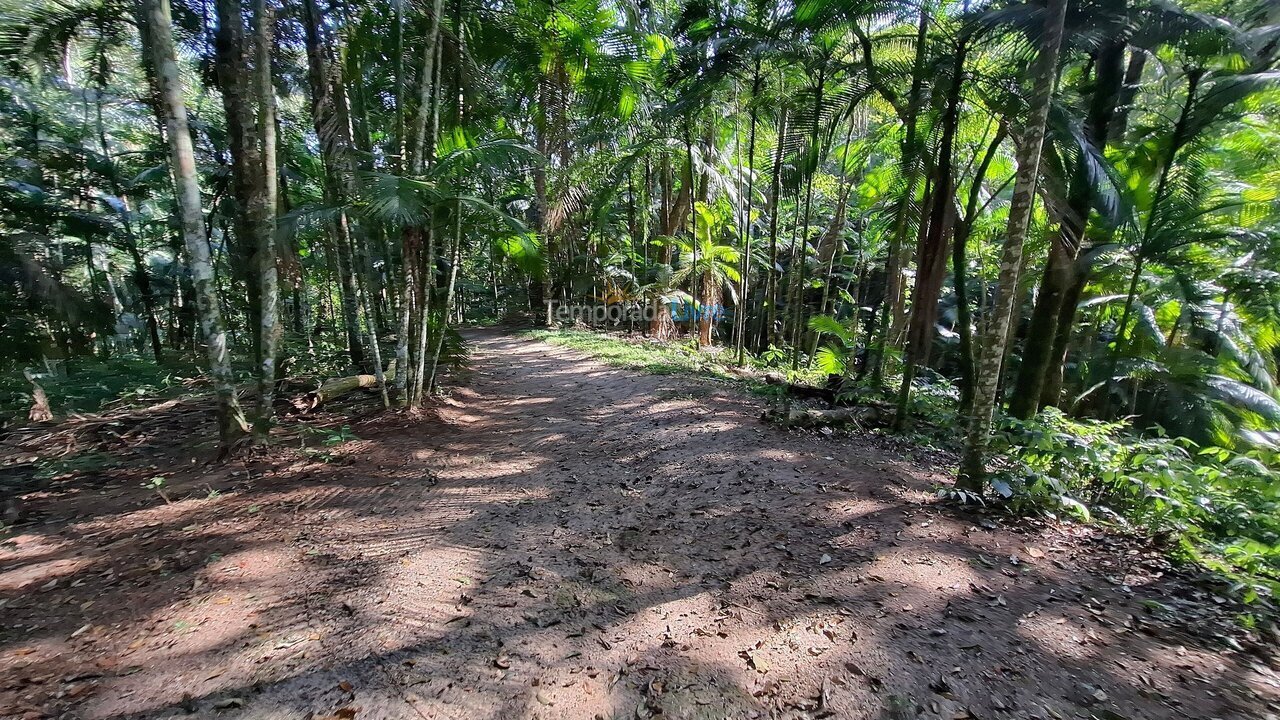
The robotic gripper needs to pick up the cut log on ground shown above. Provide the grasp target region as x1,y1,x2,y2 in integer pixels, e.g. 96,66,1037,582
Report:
293,361,396,413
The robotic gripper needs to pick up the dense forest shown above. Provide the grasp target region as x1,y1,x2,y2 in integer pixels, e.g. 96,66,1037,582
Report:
1,0,1280,715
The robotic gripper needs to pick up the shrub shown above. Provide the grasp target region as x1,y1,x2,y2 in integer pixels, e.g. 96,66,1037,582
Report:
977,408,1280,602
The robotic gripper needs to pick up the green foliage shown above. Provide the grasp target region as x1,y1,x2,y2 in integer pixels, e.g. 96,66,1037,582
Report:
142,475,170,504
1,357,198,419
977,408,1280,601
301,423,358,447
299,424,360,463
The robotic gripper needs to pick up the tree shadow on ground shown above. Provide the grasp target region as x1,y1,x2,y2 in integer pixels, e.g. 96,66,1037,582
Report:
2,330,1275,719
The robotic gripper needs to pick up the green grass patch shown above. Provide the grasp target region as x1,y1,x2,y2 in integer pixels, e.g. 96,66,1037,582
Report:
522,329,825,396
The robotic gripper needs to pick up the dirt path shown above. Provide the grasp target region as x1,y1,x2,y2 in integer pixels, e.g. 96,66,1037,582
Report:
3,331,1278,719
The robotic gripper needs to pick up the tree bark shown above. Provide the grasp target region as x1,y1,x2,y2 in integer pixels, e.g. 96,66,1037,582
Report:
411,39,446,407
735,60,762,365
764,107,788,350
213,0,262,356
302,0,368,375
1012,32,1126,418
870,7,929,386
143,0,248,451
959,0,1067,489
954,127,1008,415
252,0,281,436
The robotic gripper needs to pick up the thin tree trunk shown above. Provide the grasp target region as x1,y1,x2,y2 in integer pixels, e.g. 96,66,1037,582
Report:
959,0,1067,488
252,0,281,436
896,29,967,428
809,111,859,361
791,66,826,369
302,0,367,373
765,107,788,350
213,0,262,357
735,60,761,365
96,95,164,362
143,0,248,452
411,39,446,407
870,7,930,386
953,127,1006,415
401,0,446,406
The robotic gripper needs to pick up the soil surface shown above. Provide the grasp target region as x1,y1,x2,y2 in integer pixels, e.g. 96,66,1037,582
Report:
3,330,1279,720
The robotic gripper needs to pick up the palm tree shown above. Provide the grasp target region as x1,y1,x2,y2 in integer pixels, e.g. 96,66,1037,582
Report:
672,202,742,346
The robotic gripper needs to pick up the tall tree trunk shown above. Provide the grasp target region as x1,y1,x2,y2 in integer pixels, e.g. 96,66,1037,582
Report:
1012,31,1126,418
426,8,464,393
96,93,164,362
791,66,826,369
953,126,1007,415
649,153,690,339
400,0,446,407
412,39,446,407
870,7,930,386
1041,259,1087,406
735,60,762,365
809,110,859,361
959,0,1067,489
764,107,788,350
252,0,281,437
302,0,368,374
213,0,262,357
896,29,967,428
143,0,248,451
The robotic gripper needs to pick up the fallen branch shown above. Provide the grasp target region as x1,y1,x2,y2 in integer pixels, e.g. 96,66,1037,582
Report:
293,360,396,413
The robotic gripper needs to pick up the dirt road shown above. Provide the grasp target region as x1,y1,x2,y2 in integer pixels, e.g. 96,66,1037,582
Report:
2,331,1277,719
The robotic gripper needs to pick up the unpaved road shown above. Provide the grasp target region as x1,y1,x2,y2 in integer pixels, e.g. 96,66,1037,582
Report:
2,331,1278,719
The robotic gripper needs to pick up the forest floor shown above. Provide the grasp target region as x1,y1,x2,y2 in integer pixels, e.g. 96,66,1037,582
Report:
3,330,1280,720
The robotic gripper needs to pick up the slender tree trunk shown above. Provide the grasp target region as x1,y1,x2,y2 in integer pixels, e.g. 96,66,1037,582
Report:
765,107,788,349
302,0,368,374
791,67,826,369
959,0,1067,488
252,0,281,437
1012,33,1126,418
400,0,446,406
427,157,463,388
96,95,164,362
411,39,446,407
953,127,1006,415
896,31,967,428
736,60,761,365
213,0,262,356
123,224,164,362
809,111,858,361
870,7,930,386
143,0,248,451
